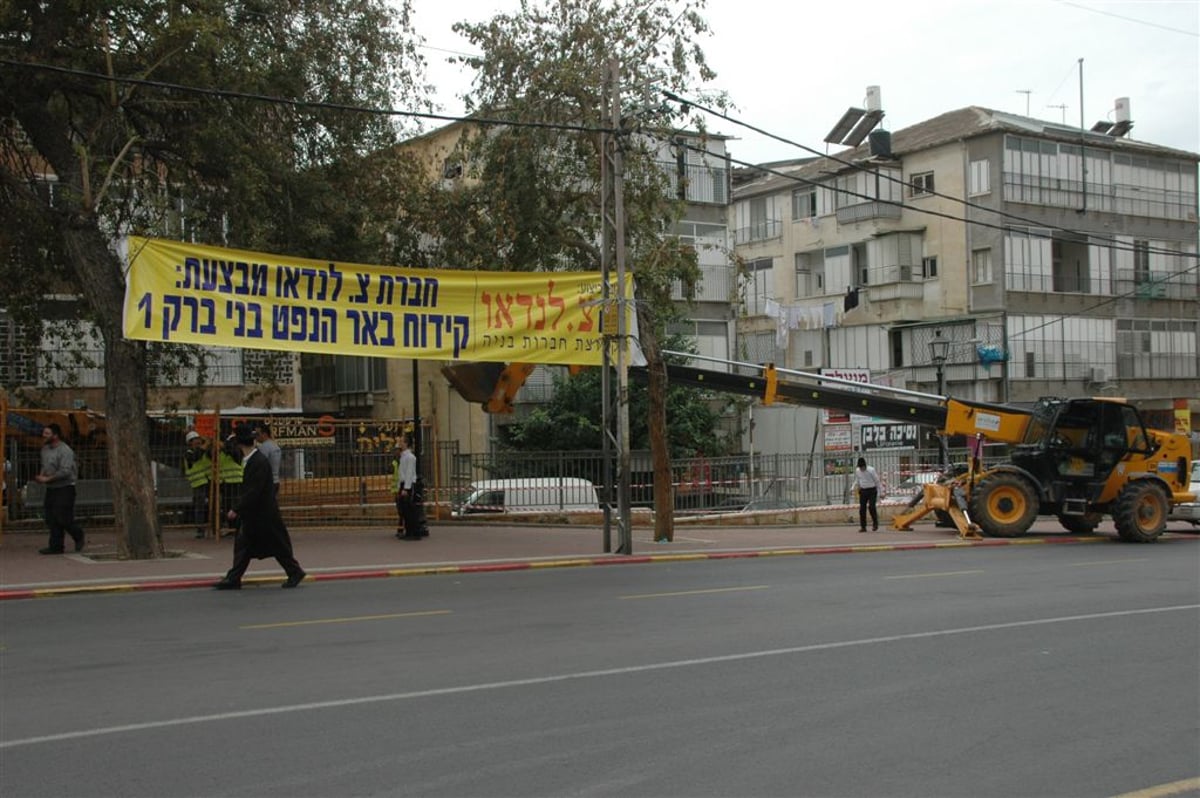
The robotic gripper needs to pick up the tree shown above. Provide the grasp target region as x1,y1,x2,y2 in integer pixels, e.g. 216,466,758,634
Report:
501,354,735,459
0,1,429,557
439,0,729,541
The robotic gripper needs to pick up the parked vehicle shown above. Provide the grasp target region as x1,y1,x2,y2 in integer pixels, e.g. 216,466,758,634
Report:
1168,467,1200,528
453,477,598,516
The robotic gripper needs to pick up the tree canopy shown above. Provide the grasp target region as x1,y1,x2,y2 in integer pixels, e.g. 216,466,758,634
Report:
0,0,432,556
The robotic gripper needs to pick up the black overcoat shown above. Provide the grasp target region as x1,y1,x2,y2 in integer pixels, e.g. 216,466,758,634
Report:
234,450,295,559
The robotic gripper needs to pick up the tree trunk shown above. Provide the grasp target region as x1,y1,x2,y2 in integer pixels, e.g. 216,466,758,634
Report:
636,302,674,542
63,225,163,559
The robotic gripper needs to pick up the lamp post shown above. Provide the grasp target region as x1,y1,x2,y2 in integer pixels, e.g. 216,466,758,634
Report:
929,329,950,468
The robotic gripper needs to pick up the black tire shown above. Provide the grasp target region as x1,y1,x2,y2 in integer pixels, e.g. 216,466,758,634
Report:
969,472,1039,538
1059,512,1102,535
1113,481,1168,543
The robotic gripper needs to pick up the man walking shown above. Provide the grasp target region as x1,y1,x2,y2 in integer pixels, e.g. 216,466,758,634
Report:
34,423,85,554
214,424,305,590
854,456,882,533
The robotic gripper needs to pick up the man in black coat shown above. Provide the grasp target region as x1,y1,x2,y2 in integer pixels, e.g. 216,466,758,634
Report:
214,424,306,590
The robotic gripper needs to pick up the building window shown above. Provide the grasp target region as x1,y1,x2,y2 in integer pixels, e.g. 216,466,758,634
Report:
969,160,991,196
972,248,993,284
791,187,817,219
910,171,935,197
1133,240,1150,284
794,251,825,297
922,257,938,279
741,257,774,316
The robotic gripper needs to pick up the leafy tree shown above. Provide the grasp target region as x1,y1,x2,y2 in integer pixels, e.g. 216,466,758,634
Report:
0,1,429,557
501,361,734,459
438,0,729,541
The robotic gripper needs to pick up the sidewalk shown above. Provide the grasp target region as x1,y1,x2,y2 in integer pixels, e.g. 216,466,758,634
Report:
2,508,1156,599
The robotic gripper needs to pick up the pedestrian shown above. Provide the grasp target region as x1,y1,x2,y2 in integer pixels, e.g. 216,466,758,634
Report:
854,456,881,532
33,423,85,554
392,434,427,540
254,423,282,496
183,430,213,539
214,424,305,590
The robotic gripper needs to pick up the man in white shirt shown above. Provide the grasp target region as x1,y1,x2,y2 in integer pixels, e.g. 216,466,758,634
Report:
854,456,881,532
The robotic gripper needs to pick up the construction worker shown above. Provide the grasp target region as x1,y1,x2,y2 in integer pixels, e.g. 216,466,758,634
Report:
183,430,213,539
217,432,244,537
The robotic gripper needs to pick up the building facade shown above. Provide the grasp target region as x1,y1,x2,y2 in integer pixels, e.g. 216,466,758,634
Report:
731,105,1199,451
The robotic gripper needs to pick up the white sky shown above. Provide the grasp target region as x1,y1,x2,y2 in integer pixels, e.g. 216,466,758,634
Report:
403,0,1200,164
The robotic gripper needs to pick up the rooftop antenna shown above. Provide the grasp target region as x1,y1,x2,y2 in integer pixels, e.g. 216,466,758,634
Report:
1015,89,1031,116
1047,103,1068,123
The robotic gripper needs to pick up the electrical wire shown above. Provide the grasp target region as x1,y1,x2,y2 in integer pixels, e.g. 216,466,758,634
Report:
659,88,1198,260
0,58,616,137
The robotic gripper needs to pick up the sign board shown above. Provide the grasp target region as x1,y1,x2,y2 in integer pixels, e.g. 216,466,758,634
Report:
819,367,872,424
122,237,633,366
861,422,920,450
824,425,853,452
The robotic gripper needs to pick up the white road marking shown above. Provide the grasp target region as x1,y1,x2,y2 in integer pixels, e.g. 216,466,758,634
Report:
620,585,770,599
885,570,985,580
2,603,1196,750
240,610,451,629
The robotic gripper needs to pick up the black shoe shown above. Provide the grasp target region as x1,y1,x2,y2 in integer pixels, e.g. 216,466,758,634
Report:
73,533,85,552
213,579,241,590
194,530,206,540
872,525,879,531
38,547,65,555
857,528,867,534
395,530,406,540
282,571,306,589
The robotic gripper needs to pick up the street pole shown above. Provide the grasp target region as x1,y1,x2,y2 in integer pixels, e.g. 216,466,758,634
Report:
929,329,950,469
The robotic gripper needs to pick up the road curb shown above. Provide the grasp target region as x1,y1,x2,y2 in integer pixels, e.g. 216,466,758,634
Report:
0,533,1143,601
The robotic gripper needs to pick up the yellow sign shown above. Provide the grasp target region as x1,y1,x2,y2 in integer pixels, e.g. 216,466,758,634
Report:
121,237,630,366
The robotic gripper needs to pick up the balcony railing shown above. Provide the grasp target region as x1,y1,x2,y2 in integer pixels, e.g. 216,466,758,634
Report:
734,219,782,244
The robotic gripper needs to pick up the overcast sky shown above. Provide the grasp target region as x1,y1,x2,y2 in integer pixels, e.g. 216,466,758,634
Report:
404,0,1199,164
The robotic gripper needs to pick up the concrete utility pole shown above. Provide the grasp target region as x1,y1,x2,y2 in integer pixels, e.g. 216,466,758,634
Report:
600,58,633,555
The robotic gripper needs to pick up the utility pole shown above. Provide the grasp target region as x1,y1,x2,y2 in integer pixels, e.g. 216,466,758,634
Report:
1015,89,1031,116
600,58,632,555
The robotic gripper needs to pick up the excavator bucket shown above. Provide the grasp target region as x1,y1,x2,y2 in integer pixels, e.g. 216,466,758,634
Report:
440,362,537,414
891,482,982,540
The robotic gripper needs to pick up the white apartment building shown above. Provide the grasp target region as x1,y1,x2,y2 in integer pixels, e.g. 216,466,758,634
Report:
731,105,1199,448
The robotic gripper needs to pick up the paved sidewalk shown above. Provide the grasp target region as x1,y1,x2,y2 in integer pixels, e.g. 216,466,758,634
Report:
4,508,1173,599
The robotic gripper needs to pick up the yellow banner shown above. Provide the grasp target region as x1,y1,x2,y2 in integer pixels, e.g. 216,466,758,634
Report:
121,237,631,366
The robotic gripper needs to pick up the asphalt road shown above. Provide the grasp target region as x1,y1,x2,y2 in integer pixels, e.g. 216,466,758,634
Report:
2,543,1198,798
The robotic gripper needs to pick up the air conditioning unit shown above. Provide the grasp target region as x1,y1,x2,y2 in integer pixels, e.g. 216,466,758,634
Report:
1088,366,1107,383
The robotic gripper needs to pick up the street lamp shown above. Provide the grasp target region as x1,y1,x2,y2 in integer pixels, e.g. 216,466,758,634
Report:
929,329,950,467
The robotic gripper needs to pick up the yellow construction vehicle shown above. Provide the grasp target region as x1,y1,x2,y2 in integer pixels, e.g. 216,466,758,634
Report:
443,355,1194,542
656,357,1195,543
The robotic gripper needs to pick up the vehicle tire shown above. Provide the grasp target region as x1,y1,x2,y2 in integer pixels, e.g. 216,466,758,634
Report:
1059,512,1102,534
969,472,1038,538
1113,481,1168,543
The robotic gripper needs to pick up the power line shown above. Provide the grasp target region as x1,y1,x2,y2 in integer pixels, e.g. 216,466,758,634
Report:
0,58,615,137
1051,0,1200,37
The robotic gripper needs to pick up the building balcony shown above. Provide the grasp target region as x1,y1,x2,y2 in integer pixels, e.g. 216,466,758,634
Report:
835,201,902,225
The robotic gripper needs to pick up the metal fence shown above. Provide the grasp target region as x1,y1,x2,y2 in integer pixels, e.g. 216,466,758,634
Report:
3,405,1004,526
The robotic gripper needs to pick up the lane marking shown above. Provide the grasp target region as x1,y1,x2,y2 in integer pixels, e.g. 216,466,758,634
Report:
619,585,770,600
1069,559,1150,567
1111,777,1200,798
885,570,985,580
240,610,451,630
2,603,1196,750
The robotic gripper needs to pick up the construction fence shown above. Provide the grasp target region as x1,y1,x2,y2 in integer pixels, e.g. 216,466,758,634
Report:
3,405,1003,527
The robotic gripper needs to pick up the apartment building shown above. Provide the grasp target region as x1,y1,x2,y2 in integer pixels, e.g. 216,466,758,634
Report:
731,104,1199,449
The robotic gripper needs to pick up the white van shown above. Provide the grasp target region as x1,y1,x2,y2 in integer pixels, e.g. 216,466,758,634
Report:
454,477,599,516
